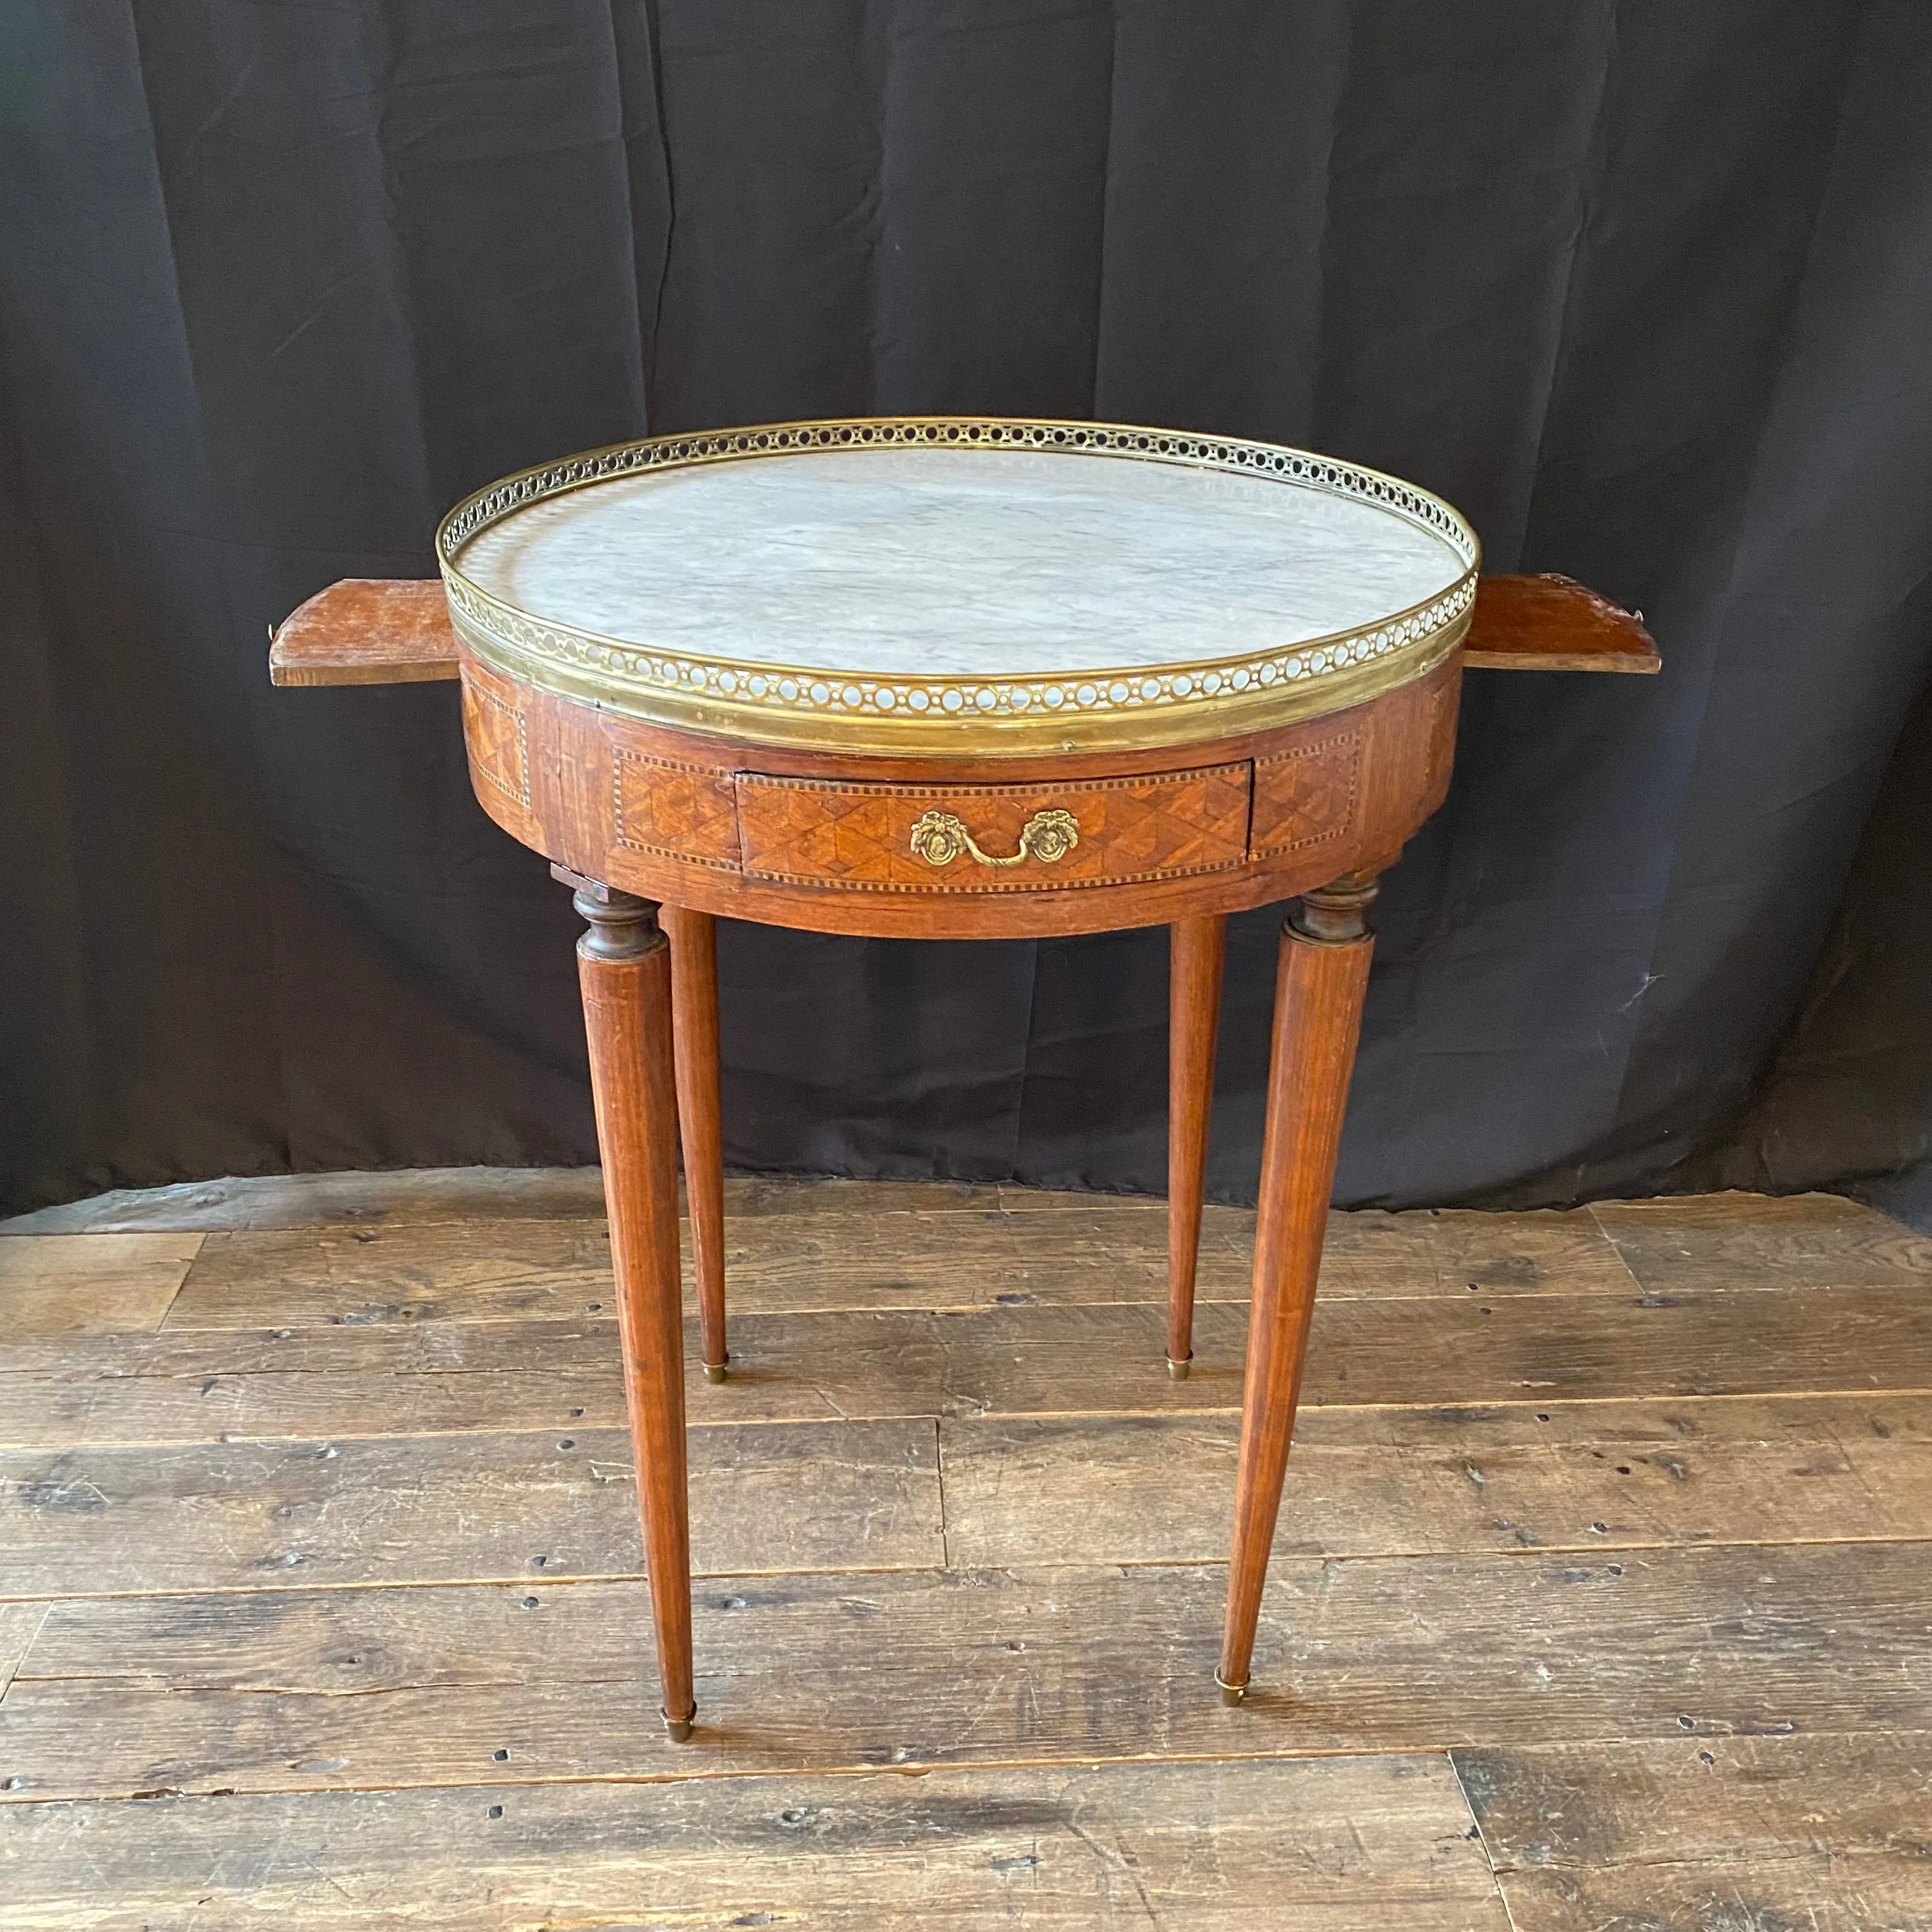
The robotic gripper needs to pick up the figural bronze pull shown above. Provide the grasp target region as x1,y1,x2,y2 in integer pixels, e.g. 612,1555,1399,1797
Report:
908,807,1080,869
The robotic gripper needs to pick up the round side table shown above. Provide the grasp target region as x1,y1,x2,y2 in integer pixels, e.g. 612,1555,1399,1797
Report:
273,416,1655,1740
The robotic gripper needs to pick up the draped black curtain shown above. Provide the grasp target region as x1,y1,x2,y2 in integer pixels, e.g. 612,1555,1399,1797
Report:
4,1,1930,1221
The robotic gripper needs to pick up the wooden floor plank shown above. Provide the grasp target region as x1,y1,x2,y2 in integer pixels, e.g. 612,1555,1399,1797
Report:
724,1176,1008,1218
156,1200,1644,1333
1593,1189,1932,1292
0,1753,1507,1932
939,1393,1932,1567
4,1172,1928,1927
0,1602,46,1699
7,1542,1929,1798
931,1284,1932,1415
0,1167,610,1235
0,1420,941,1596
993,1200,1639,1300
6,1283,1932,1450
1455,1732,1932,1932
0,1236,203,1341
164,1221,619,1330
1313,1207,1636,1298
0,1311,942,1446
0,1170,999,1236
11,1389,1921,1600
158,1211,1182,1328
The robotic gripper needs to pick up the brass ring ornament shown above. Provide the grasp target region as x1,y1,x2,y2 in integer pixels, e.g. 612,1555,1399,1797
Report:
436,415,1480,758
909,808,1080,870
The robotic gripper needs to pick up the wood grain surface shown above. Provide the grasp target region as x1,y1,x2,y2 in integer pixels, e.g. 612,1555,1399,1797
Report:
1165,912,1227,1368
0,1419,943,1595
0,1164,618,1232
1594,1188,1932,1289
7,1540,1929,1797
454,653,1455,940
1456,1733,1932,1932
0,1176,1926,1930
268,578,457,686
4,1276,1929,1453
735,761,1255,893
0,1602,47,1700
0,1234,202,1340
144,1197,1648,1333
666,907,729,1374
0,1754,1508,1931
1222,900,1374,1694
940,1393,1932,1568
1459,574,1659,673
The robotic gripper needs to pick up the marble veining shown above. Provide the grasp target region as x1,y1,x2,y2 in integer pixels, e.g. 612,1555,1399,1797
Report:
456,447,1464,678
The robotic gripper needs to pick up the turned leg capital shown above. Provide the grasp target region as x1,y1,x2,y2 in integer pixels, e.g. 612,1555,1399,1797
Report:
1289,869,1379,944
553,863,663,962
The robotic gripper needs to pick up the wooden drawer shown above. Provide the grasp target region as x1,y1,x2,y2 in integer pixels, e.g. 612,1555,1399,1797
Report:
734,763,1253,894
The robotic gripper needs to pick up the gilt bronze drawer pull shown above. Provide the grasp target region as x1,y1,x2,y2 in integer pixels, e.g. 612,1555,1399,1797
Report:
908,806,1080,869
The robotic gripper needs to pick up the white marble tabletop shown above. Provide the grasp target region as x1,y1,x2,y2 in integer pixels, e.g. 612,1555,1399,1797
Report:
457,445,1466,679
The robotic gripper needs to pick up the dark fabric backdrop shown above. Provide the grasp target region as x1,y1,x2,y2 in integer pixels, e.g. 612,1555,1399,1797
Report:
4,1,1931,1220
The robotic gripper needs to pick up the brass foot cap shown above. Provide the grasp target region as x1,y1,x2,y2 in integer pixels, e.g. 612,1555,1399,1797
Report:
703,1363,728,1384
1166,1356,1192,1381
663,1706,696,1743
1216,1675,1249,1707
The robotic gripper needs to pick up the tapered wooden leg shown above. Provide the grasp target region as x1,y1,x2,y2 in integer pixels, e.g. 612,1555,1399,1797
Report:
569,874,696,1741
1166,914,1227,1379
665,907,728,1382
1218,873,1377,1705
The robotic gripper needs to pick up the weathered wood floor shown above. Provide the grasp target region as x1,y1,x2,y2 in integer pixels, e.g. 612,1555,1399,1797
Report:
1,1172,1928,1929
